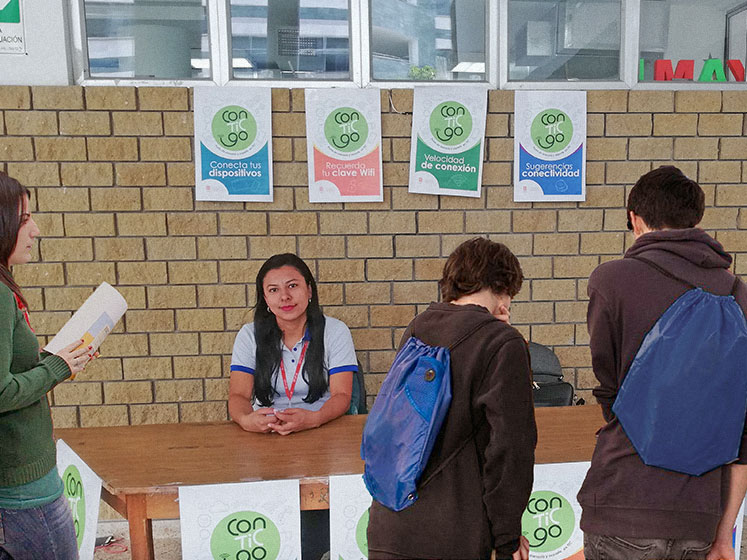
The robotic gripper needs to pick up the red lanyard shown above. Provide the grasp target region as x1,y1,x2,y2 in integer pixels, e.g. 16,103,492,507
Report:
279,340,309,402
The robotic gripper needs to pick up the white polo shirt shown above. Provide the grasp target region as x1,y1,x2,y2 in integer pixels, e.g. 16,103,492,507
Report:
230,315,358,411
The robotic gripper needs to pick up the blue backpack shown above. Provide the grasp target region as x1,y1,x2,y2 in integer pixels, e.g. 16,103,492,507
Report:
612,256,747,476
361,320,492,511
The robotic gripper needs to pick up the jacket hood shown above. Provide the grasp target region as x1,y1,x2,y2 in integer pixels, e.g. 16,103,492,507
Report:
625,228,732,270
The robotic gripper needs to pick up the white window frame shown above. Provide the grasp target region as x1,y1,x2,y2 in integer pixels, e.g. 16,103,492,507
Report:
362,0,496,89
70,0,364,88
68,0,747,90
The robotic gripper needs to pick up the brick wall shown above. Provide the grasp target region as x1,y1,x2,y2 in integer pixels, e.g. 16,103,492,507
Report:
2,85,746,428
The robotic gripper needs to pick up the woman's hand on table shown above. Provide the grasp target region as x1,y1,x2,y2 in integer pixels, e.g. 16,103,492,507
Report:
236,407,278,433
268,408,320,435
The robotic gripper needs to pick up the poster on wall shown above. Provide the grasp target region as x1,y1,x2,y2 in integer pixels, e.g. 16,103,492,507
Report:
194,87,273,202
305,88,383,203
408,86,487,198
56,440,102,560
330,475,373,560
0,0,26,54
522,461,589,559
179,479,301,560
514,91,586,202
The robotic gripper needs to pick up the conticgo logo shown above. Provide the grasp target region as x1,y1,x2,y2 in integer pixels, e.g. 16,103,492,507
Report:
530,109,573,154
429,101,473,147
324,107,368,153
210,511,281,560
521,491,574,553
211,106,257,152
63,465,85,549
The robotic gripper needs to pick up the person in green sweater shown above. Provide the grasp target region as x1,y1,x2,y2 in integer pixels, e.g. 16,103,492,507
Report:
0,173,93,560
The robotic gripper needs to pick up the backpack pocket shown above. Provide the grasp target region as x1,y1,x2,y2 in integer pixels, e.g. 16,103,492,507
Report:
405,356,448,421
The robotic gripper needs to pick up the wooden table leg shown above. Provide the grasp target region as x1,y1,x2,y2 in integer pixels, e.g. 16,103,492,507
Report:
126,494,155,560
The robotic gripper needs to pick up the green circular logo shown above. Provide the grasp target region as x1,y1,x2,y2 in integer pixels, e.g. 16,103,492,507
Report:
530,109,573,153
211,105,257,152
521,491,575,553
355,509,369,556
429,101,473,147
324,107,368,153
210,511,281,560
63,465,85,549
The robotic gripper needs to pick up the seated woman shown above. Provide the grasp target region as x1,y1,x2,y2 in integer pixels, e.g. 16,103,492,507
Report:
228,253,358,435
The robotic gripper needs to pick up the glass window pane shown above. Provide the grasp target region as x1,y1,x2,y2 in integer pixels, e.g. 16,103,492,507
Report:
83,0,210,79
370,0,486,82
640,0,747,83
508,0,622,81
230,0,351,80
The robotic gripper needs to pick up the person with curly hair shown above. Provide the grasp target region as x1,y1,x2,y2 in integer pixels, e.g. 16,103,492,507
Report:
367,237,537,560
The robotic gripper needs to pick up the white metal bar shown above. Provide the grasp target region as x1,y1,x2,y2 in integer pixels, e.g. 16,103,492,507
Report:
351,0,365,87
621,0,641,87
68,0,90,84
504,81,629,90
497,0,508,89
632,81,747,91
209,0,231,85
487,0,499,88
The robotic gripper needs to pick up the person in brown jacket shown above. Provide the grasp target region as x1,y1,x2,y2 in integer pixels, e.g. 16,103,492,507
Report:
367,237,537,560
578,166,747,560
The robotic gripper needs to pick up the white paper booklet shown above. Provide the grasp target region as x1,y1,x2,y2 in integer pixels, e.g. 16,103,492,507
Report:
44,282,127,355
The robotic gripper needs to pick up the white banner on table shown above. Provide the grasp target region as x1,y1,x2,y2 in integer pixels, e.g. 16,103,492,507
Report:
305,88,383,203
330,475,372,560
514,91,586,202
194,87,273,202
56,440,102,560
408,86,487,198
522,461,590,560
179,479,301,560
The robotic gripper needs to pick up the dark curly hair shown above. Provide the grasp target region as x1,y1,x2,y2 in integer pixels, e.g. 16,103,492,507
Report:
627,166,704,231
439,237,523,302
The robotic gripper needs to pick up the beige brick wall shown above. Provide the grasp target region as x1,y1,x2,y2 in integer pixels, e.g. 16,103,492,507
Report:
2,86,747,427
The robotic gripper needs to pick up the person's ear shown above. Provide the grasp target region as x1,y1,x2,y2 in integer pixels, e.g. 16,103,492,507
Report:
629,211,649,238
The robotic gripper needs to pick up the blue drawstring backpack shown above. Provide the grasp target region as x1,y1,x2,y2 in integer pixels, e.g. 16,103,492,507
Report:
612,256,747,476
361,320,492,511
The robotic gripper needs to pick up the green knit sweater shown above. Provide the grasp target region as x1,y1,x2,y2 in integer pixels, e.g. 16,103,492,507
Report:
0,282,71,487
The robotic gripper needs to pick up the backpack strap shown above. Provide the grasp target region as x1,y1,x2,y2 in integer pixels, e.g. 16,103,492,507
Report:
731,275,741,297
417,316,501,490
418,423,481,489
631,256,696,290
447,317,497,351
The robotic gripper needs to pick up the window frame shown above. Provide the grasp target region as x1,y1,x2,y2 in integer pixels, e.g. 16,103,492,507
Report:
362,0,495,88
68,0,747,90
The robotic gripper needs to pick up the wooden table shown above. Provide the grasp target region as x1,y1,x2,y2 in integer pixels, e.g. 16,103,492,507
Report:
55,405,604,560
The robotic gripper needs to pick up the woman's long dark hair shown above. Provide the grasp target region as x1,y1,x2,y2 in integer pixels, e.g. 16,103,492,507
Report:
253,253,326,406
0,173,30,308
